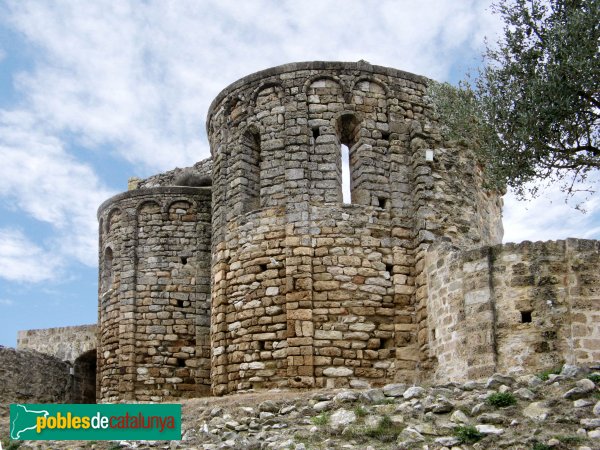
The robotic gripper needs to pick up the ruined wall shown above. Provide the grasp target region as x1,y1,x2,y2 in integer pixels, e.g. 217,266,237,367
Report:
137,157,212,189
208,61,502,394
0,347,74,412
97,186,212,402
17,325,97,363
426,238,600,382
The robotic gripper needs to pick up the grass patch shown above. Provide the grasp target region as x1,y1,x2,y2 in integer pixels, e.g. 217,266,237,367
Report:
538,366,562,381
1,438,21,450
454,425,483,444
363,415,403,442
531,443,551,450
354,405,368,418
487,392,517,408
587,373,600,384
294,431,324,448
555,435,585,445
311,411,330,426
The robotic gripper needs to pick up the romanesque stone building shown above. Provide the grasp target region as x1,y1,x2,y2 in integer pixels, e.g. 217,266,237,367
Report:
27,61,598,404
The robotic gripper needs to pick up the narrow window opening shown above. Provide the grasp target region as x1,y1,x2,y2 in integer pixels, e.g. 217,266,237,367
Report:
432,328,436,340
257,341,264,351
177,300,184,308
241,129,261,213
341,144,351,204
102,247,113,292
381,131,390,140
177,358,186,368
312,127,320,140
378,197,387,209
180,256,188,265
521,310,533,323
386,264,393,275
259,263,268,272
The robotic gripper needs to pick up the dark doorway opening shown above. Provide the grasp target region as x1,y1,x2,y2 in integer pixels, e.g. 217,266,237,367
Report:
72,349,97,403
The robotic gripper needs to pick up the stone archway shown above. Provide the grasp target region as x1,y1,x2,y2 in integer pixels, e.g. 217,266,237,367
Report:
71,349,96,403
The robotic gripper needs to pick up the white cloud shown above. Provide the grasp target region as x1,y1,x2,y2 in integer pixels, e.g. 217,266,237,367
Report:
0,228,61,282
0,109,115,267
503,182,600,243
0,298,14,306
4,0,502,174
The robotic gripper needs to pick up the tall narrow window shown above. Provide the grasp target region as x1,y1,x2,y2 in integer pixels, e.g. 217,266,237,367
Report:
337,113,361,204
102,247,113,293
341,144,351,203
240,128,261,213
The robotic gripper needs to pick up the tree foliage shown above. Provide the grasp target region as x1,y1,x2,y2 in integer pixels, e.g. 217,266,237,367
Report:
429,0,600,199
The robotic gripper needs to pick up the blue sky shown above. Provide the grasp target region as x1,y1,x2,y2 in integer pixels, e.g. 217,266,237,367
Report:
0,0,599,348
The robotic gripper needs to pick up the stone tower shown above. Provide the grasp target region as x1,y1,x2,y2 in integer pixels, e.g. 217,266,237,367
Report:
97,187,212,402
206,62,503,395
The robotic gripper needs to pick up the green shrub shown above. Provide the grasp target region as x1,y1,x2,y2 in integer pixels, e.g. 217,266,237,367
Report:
587,373,600,384
454,425,483,444
538,366,562,381
487,392,517,408
364,415,403,442
555,435,585,445
353,405,367,417
531,443,551,450
311,412,330,426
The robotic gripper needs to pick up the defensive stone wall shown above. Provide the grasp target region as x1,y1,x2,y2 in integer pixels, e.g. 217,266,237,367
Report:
207,61,502,395
17,324,97,363
0,346,89,412
426,238,600,382
97,186,212,402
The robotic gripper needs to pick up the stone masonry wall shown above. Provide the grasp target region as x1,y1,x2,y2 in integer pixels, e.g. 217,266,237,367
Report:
207,61,502,395
0,347,72,412
426,238,600,383
17,324,97,363
97,186,212,402
137,157,212,189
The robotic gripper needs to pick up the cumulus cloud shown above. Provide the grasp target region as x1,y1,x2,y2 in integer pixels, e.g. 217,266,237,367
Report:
4,0,501,173
0,109,115,268
0,228,62,282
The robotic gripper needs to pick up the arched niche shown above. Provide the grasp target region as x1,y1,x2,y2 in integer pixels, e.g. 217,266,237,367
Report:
168,199,196,222
238,126,262,213
253,83,284,110
101,246,114,294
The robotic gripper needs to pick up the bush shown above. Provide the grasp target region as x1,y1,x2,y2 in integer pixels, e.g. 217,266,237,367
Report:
556,435,585,445
364,415,403,442
454,425,483,444
311,412,330,426
487,392,517,408
531,443,551,450
587,374,600,384
353,405,367,417
538,366,562,381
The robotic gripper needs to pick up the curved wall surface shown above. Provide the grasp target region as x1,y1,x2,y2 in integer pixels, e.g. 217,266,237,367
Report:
207,61,503,394
97,187,211,402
